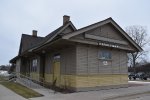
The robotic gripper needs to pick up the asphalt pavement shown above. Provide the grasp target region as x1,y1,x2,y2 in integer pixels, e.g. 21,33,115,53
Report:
29,81,150,100
1,81,150,100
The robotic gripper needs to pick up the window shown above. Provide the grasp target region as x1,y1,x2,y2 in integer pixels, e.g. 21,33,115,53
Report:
54,54,60,60
32,59,37,72
99,50,111,60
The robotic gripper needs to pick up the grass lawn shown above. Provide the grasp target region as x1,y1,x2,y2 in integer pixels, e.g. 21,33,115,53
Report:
0,81,43,99
0,76,7,81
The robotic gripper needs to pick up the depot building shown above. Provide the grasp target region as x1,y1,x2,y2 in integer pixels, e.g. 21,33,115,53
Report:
10,15,142,91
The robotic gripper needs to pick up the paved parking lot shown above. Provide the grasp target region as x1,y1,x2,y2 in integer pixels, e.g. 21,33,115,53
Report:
130,96,150,100
29,81,150,100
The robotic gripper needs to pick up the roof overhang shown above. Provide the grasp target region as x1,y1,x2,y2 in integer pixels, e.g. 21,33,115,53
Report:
62,18,143,52
9,56,19,63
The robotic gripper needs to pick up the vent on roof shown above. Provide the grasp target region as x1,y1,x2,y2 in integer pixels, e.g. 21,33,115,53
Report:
63,15,70,25
32,30,37,37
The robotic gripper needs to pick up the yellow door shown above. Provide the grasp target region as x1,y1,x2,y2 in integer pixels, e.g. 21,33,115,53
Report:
53,61,60,87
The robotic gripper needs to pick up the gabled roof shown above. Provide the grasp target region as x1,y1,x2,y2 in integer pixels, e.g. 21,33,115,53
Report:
29,21,76,51
18,34,44,55
10,17,76,63
11,34,44,63
62,17,143,52
9,55,19,63
45,21,76,44
10,16,143,64
18,20,76,54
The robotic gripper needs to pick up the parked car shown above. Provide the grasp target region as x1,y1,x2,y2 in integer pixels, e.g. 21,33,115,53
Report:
138,73,148,80
128,73,137,80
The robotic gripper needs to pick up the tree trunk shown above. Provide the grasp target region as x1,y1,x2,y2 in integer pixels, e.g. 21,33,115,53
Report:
133,56,136,73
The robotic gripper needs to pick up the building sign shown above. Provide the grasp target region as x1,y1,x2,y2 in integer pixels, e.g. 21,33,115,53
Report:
103,61,108,65
98,42,119,48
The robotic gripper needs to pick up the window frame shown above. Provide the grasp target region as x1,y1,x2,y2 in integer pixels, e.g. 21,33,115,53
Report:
98,50,112,60
32,59,38,72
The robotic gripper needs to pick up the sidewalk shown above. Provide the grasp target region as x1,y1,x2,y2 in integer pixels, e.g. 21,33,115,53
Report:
29,81,150,100
1,81,150,100
0,85,27,100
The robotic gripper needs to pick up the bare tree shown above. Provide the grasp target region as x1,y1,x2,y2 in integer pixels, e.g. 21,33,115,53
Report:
125,25,149,73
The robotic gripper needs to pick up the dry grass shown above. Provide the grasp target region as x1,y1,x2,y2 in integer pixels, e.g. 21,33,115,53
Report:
0,81,43,98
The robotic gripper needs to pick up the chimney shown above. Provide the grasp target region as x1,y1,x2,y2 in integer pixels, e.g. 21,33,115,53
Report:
32,30,37,37
63,15,70,25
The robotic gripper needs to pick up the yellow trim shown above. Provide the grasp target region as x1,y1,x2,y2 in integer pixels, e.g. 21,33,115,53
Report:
43,74,128,88
53,62,61,86
44,73,53,83
30,72,40,81
60,75,76,87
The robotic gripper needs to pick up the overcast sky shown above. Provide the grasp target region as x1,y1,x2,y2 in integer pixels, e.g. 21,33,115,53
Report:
0,0,150,65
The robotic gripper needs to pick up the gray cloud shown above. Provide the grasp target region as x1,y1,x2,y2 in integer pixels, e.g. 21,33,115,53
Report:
0,0,150,65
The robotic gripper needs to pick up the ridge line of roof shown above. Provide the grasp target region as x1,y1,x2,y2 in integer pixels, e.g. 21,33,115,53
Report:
76,17,112,32
22,34,44,38
110,19,143,51
62,17,142,52
62,17,112,38
28,21,75,52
